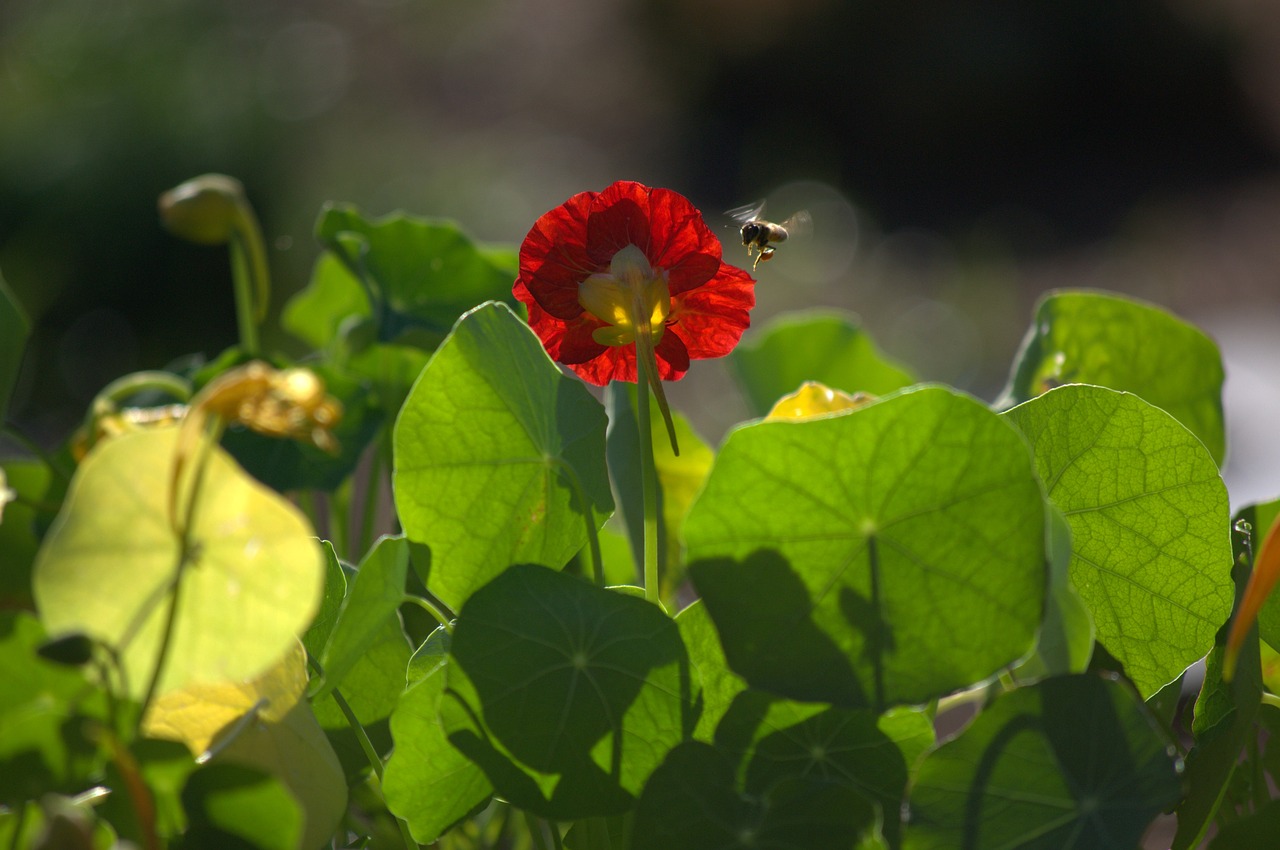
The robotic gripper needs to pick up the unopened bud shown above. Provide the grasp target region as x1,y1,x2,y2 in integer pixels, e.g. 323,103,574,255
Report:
158,174,247,245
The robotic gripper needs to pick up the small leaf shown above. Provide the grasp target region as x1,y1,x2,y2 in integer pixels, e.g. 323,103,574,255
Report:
384,646,493,844
181,763,303,850
281,253,372,350
1170,502,1265,850
686,386,1046,709
442,564,697,819
394,303,613,611
714,691,912,846
730,310,914,416
1003,384,1233,697
1207,799,1280,849
631,740,881,850
0,274,30,421
904,673,1182,850
0,612,109,805
315,204,518,346
33,426,324,699
143,641,347,850
317,535,409,698
302,541,347,660
998,289,1226,464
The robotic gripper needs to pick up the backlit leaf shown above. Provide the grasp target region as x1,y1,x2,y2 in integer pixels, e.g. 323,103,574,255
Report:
999,289,1226,464
686,386,1046,709
143,641,346,850
314,204,517,347
1003,384,1232,697
394,303,613,611
730,310,914,417
441,564,696,819
316,534,409,698
33,426,324,698
904,673,1182,850
384,642,493,844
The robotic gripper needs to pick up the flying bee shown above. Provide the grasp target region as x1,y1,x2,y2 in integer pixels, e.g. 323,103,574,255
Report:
727,201,812,270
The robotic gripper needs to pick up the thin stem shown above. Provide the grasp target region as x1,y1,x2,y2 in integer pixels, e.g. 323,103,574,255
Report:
403,594,453,631
306,653,421,850
634,358,661,605
228,230,262,356
524,812,556,850
552,457,604,587
8,800,26,850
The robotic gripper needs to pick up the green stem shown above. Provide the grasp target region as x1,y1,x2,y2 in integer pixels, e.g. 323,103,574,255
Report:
228,230,262,356
138,423,219,726
306,653,421,850
634,358,661,606
403,594,454,631
1262,692,1280,710
553,457,604,587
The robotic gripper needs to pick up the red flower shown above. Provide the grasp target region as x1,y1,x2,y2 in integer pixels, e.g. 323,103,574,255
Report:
513,181,756,387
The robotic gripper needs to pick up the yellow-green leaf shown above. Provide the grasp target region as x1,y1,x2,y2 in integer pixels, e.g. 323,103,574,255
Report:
33,426,324,699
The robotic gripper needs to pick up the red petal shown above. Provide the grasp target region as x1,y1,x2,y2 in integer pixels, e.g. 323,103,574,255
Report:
671,262,756,359
516,190,597,320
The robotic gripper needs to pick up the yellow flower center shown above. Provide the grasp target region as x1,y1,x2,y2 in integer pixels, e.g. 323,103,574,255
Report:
577,245,670,347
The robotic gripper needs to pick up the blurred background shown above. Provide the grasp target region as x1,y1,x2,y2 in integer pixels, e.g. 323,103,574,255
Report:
2,0,1279,504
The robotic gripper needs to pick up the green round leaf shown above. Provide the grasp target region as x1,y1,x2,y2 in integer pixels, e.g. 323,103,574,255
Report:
384,650,493,844
442,564,697,819
1003,384,1233,697
632,740,882,850
999,289,1226,464
714,691,917,847
730,310,915,416
686,385,1046,709
314,204,518,345
905,673,1182,850
281,253,372,350
33,427,324,699
393,302,613,611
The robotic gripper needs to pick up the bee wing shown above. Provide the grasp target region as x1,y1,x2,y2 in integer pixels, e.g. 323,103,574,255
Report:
726,200,767,223
781,210,812,239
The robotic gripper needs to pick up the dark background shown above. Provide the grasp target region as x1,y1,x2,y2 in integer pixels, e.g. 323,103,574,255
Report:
3,0,1279,501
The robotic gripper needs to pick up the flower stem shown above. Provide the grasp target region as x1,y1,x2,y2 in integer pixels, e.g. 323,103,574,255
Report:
634,355,661,606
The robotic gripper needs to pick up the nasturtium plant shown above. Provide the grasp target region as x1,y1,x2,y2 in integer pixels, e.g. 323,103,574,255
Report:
384,627,494,844
312,204,519,348
394,302,613,612
730,309,915,416
904,673,1182,850
32,426,324,699
686,385,1046,710
441,564,697,819
999,289,1227,465
1003,384,1233,697
632,740,883,850
3,171,1277,850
